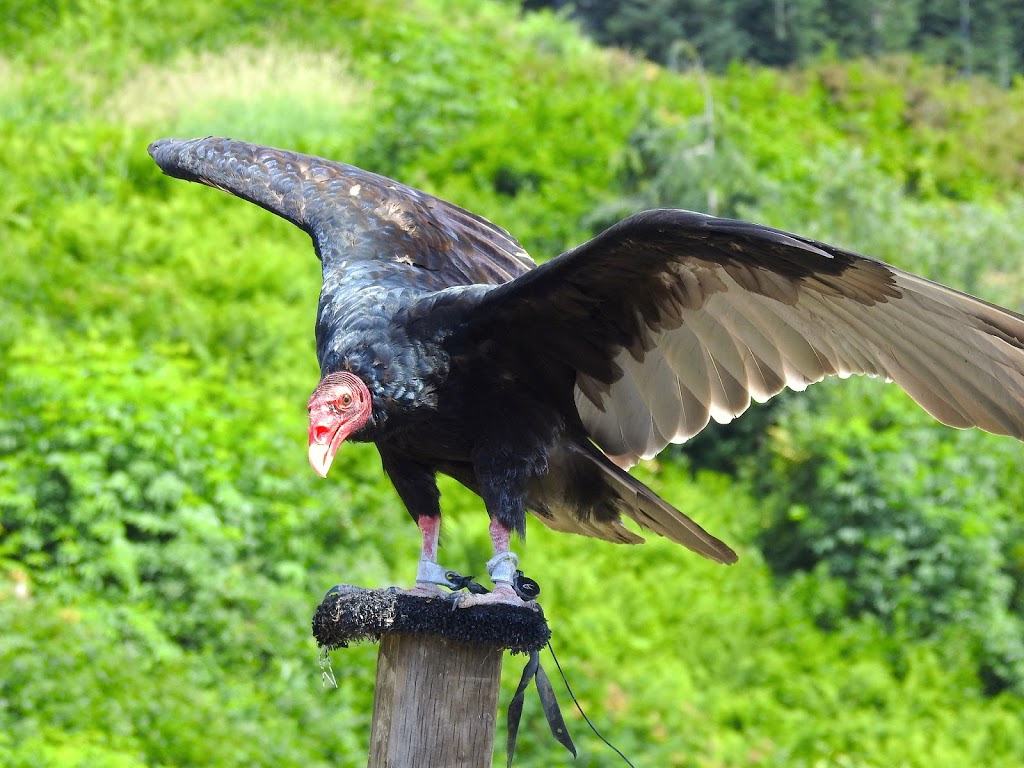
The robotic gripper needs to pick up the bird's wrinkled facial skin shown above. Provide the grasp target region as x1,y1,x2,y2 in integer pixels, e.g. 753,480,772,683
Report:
307,372,372,478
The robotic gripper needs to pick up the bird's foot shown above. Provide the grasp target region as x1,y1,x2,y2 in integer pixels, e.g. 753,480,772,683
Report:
455,581,535,609
403,558,488,599
402,555,539,608
401,582,447,598
454,552,539,610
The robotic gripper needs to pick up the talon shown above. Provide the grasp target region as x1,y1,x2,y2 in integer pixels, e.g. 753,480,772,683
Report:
402,582,446,598
456,582,537,609
323,584,362,600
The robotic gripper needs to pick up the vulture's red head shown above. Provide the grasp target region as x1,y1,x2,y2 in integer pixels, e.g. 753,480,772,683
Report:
307,371,372,477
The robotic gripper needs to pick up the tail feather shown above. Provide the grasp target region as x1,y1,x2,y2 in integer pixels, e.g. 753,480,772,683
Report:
527,441,738,564
583,444,738,564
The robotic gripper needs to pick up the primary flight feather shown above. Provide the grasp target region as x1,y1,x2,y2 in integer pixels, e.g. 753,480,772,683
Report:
150,136,1024,605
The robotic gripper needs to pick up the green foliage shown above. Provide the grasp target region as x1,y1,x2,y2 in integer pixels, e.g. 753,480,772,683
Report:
0,592,377,768
602,57,1024,218
756,380,1024,693
0,330,409,637
3,1,1024,766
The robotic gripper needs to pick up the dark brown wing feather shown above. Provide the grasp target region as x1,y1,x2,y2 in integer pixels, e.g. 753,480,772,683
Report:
473,209,1024,465
148,137,535,287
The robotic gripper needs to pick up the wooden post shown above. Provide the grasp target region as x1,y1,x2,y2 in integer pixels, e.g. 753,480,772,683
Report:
368,634,504,768
311,587,548,766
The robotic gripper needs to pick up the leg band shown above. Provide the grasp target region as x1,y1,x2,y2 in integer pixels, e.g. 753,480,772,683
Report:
486,551,519,585
416,558,455,587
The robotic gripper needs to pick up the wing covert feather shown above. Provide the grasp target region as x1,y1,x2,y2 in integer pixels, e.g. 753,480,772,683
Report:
148,136,535,287
473,209,1024,465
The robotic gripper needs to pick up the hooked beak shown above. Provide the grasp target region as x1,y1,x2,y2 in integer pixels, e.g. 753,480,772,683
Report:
308,419,349,478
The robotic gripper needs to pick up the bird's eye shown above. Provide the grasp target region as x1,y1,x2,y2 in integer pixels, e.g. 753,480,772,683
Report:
340,393,353,407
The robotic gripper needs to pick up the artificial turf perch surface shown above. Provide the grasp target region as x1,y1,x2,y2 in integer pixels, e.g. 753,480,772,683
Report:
312,586,551,654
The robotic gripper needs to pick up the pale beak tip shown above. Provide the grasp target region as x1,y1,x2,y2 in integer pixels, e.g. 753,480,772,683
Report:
308,443,333,478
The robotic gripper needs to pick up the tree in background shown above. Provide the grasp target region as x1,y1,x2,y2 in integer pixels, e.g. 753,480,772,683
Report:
524,0,1024,84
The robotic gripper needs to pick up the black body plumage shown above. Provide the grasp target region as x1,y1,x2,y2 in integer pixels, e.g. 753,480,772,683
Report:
150,137,1024,566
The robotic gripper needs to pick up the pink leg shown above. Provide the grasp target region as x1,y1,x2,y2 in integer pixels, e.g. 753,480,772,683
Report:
488,517,510,556
419,515,440,561
457,518,532,608
487,518,519,598
403,516,446,597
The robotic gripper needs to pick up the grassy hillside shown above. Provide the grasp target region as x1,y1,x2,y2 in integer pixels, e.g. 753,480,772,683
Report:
3,2,1024,766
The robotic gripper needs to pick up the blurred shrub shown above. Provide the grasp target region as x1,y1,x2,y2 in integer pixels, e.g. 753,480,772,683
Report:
0,334,399,652
0,590,376,768
756,379,1024,694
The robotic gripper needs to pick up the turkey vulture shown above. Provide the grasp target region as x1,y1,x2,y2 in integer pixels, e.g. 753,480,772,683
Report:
149,137,1024,606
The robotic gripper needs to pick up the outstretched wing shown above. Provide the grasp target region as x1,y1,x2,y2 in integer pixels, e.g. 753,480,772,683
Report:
473,209,1024,466
148,137,535,288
